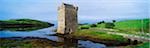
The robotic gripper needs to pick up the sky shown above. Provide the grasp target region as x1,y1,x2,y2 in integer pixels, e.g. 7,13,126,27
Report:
0,0,149,23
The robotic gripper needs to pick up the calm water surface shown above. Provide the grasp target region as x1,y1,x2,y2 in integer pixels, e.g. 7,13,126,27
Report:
0,27,106,48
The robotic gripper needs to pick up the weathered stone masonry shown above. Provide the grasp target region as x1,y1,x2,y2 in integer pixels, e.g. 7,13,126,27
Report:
57,3,78,34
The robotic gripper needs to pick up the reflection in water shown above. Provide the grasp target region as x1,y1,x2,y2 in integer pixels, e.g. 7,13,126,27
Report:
57,37,106,48
0,27,48,31
64,38,78,48
78,40,106,48
58,37,78,48
0,27,106,48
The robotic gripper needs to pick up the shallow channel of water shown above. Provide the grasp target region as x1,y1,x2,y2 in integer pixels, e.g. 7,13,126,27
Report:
0,27,106,48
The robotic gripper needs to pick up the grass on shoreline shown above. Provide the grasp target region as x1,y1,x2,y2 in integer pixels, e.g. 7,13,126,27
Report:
0,38,63,48
72,29,128,42
125,42,150,48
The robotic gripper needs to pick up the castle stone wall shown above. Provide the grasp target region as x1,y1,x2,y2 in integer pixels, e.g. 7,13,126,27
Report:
57,3,78,34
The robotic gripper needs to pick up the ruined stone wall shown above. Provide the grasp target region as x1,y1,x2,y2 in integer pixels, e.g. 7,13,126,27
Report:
57,3,78,34
57,4,65,34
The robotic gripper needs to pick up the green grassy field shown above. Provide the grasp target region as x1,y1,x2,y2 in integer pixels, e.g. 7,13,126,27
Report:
77,19,150,39
72,29,128,42
76,19,150,47
114,19,149,32
80,19,149,32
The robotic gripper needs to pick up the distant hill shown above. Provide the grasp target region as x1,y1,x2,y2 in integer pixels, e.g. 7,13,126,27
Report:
0,19,54,28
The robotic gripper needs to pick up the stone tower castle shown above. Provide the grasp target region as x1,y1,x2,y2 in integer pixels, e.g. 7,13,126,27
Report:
57,3,78,34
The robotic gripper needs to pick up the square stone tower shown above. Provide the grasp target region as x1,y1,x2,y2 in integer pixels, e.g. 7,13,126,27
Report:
57,3,78,34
